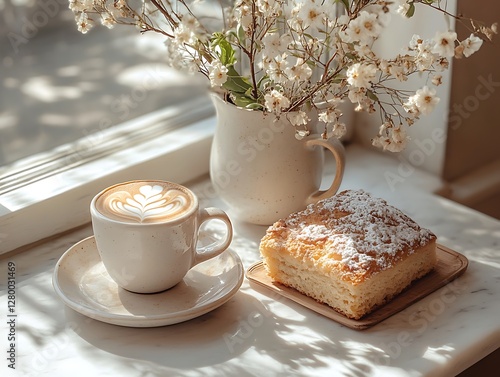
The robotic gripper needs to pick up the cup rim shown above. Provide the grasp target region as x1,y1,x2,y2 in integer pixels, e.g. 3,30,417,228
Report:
90,180,199,226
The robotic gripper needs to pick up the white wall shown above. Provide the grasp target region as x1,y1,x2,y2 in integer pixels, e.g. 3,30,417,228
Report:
354,1,457,176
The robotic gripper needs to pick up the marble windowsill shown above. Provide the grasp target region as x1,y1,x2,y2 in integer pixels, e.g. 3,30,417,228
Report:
1,145,499,377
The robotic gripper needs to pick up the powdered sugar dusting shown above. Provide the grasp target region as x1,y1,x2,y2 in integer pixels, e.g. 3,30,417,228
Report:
297,224,331,241
278,190,436,276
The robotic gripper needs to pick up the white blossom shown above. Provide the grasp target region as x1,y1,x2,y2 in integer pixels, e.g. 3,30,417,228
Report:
409,35,436,71
208,61,228,87
330,123,347,139
405,86,440,116
76,12,94,34
436,57,449,71
432,74,442,86
284,58,312,81
390,125,407,144
480,22,498,41
395,1,411,17
409,34,424,49
378,121,390,135
100,12,115,29
69,0,93,13
348,87,367,104
318,110,336,124
385,139,406,152
262,33,292,58
295,129,310,140
343,11,382,45
415,50,435,71
347,63,377,88
372,124,407,152
257,0,282,14
174,23,197,45
403,100,420,118
288,111,309,126
268,53,290,83
432,31,457,58
110,0,131,18
286,1,302,31
296,1,327,31
387,63,407,82
259,55,274,71
264,90,290,112
372,135,390,149
235,3,253,30
354,43,375,59
164,32,201,74
68,0,495,154
460,34,483,57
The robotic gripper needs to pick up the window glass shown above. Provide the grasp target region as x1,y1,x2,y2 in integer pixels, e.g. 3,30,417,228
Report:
0,0,207,169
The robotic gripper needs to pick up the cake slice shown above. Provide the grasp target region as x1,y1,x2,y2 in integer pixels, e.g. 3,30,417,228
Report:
259,189,437,320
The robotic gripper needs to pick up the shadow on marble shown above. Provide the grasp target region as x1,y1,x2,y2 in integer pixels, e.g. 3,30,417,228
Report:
4,187,499,376
5,241,499,376
63,290,253,370
50,271,496,377
61,288,371,375
244,260,500,376
0,10,206,167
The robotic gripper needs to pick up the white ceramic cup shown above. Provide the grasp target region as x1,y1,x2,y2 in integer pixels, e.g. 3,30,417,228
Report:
90,180,233,293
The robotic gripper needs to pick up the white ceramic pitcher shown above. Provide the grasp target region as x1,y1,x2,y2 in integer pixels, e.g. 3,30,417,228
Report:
210,94,345,225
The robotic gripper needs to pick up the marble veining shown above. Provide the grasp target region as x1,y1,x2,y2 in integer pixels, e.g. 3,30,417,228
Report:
1,147,499,377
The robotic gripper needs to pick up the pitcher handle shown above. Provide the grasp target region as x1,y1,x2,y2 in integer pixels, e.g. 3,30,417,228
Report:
305,137,345,204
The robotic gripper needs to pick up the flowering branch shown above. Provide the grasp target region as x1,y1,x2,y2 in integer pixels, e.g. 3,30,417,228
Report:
68,0,496,152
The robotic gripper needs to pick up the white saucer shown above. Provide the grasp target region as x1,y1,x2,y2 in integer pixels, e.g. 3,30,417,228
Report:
52,236,244,327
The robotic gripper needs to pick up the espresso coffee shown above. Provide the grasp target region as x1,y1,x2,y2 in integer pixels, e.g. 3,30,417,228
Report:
95,181,196,223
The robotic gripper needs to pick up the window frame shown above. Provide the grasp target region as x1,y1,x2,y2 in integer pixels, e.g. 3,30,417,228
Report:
0,102,216,255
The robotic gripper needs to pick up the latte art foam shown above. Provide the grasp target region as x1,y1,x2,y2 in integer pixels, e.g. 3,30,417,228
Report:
96,182,195,223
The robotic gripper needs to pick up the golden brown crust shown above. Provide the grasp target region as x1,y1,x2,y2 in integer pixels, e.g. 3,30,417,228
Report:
260,190,436,285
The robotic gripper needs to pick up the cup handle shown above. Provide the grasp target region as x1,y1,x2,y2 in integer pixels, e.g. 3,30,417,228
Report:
305,136,346,204
193,207,233,266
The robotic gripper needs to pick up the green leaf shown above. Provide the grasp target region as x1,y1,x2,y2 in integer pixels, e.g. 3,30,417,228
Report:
405,3,415,18
367,89,379,101
345,52,357,61
244,86,255,98
222,65,252,94
303,32,316,40
257,75,270,90
230,92,260,108
211,33,236,66
237,25,246,47
245,103,265,110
